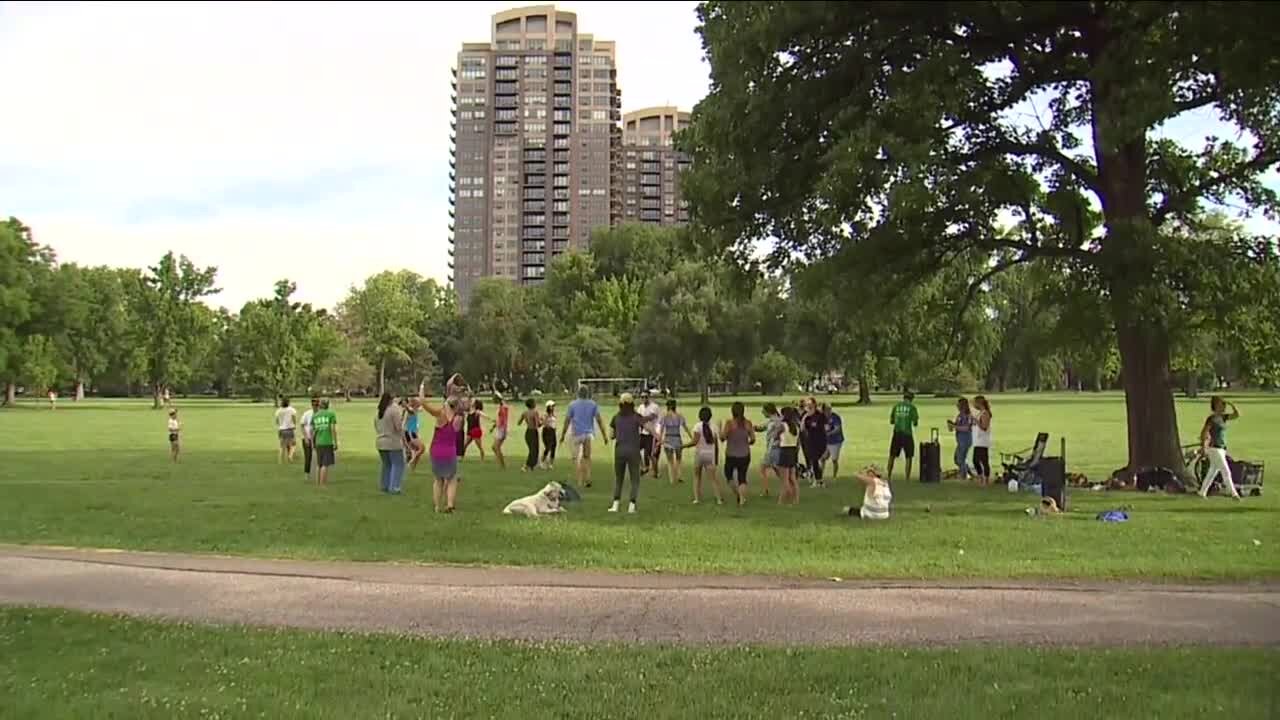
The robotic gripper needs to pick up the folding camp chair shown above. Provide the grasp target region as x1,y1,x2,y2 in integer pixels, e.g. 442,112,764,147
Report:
1001,432,1049,489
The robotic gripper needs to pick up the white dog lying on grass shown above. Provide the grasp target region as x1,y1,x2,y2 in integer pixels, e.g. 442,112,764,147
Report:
502,482,566,517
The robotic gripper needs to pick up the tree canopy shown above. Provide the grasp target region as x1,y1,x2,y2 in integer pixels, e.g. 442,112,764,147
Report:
681,1,1280,474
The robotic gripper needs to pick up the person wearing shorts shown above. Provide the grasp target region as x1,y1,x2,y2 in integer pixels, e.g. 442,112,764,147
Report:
167,408,181,463
822,403,845,481
426,397,464,513
275,398,298,464
659,399,692,485
691,406,726,505
561,385,608,489
463,400,488,460
887,391,919,484
310,399,338,486
754,403,782,497
637,391,661,476
776,406,801,504
722,401,755,506
490,394,510,469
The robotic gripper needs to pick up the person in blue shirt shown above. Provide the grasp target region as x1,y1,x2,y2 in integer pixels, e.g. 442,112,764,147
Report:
560,385,609,488
821,403,845,481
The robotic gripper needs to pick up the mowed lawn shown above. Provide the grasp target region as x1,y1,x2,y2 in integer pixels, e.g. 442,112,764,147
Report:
1,393,1276,580
2,608,1276,720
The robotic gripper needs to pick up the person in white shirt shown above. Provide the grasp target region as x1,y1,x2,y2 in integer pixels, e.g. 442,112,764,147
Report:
843,464,892,520
274,397,299,464
299,396,319,477
637,390,662,477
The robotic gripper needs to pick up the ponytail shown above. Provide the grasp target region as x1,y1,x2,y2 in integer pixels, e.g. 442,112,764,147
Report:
701,421,714,444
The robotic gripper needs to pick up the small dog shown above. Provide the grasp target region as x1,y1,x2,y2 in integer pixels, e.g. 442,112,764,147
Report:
502,482,565,517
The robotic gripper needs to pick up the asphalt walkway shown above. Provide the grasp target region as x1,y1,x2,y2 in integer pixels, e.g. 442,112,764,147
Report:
2,545,1277,647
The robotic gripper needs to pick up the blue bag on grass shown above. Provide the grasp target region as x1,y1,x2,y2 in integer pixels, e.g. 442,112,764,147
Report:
1096,510,1129,523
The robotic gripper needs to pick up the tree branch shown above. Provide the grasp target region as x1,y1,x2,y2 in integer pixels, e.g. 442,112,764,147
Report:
995,139,1103,195
1153,146,1279,226
945,254,1033,362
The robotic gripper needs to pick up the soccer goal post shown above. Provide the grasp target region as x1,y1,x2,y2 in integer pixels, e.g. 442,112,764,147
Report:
576,377,653,398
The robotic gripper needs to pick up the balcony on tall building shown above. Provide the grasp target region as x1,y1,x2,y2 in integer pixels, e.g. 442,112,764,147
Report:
553,82,572,96
553,53,572,68
495,122,517,135
553,68,572,81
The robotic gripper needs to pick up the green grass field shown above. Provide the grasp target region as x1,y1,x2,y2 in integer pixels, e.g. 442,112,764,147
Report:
2,607,1276,720
2,393,1276,580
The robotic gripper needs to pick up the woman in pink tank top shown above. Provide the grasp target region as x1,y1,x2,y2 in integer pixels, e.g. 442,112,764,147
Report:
425,395,464,513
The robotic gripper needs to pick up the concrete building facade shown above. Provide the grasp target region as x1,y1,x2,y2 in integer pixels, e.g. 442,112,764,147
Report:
617,106,691,226
448,5,621,303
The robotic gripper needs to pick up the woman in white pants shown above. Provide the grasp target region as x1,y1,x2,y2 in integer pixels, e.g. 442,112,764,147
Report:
1198,396,1242,499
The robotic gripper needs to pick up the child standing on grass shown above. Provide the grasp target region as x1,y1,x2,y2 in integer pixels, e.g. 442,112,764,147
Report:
842,465,893,520
167,408,181,463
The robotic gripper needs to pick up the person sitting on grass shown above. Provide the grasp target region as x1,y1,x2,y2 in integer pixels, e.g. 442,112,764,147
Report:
842,464,892,520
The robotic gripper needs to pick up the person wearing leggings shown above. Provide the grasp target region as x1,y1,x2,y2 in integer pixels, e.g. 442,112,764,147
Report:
518,398,540,472
607,393,644,514
541,401,558,469
801,397,828,485
721,401,755,506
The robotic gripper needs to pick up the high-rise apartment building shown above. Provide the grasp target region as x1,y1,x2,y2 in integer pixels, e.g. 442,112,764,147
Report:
617,106,691,226
448,5,621,304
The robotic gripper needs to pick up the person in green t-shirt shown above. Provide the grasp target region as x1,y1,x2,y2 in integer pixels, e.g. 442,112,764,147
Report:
310,399,339,487
887,391,919,483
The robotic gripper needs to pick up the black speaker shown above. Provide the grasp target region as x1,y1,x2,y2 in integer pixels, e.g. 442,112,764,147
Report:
1040,456,1066,511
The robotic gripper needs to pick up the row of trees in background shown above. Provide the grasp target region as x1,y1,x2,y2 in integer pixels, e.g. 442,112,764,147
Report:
5,216,1273,410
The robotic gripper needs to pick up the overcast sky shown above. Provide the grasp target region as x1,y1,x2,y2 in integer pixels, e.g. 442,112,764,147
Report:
0,1,708,310
2,2,1274,311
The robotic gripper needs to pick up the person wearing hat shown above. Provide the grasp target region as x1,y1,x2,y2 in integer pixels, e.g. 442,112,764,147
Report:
540,400,558,470
608,392,644,513
637,389,662,477
887,390,919,483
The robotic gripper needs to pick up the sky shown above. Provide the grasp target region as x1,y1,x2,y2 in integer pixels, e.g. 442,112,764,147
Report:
0,1,709,310
2,3,1274,312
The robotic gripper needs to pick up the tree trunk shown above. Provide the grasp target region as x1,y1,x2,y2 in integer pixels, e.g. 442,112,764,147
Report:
378,359,386,397
75,380,85,402
1184,372,1199,399
1115,321,1185,474
152,384,163,409
857,372,872,405
344,389,352,402
3,383,14,406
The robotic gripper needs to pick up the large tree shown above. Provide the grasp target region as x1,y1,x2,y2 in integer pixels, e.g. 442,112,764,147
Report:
339,271,427,396
683,1,1280,475
125,252,220,407
55,265,129,400
633,261,734,402
232,280,325,401
0,217,55,405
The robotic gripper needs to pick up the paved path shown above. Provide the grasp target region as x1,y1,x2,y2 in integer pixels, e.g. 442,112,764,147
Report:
2,545,1277,647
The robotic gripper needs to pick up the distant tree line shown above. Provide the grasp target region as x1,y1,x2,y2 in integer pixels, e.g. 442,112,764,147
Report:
3,218,1274,408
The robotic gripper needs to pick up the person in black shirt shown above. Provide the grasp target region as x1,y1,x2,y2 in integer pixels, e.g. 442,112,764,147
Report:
801,396,828,486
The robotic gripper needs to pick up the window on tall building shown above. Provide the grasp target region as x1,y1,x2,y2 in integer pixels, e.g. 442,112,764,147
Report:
524,67,546,79
524,122,546,134
593,69,610,78
592,188,606,196
527,39,546,50
523,107,547,119
496,108,516,121
526,55,547,66
591,110,607,120
496,55,518,65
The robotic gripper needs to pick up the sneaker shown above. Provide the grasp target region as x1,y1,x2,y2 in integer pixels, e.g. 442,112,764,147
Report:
608,500,619,513
692,499,700,505
627,502,637,514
